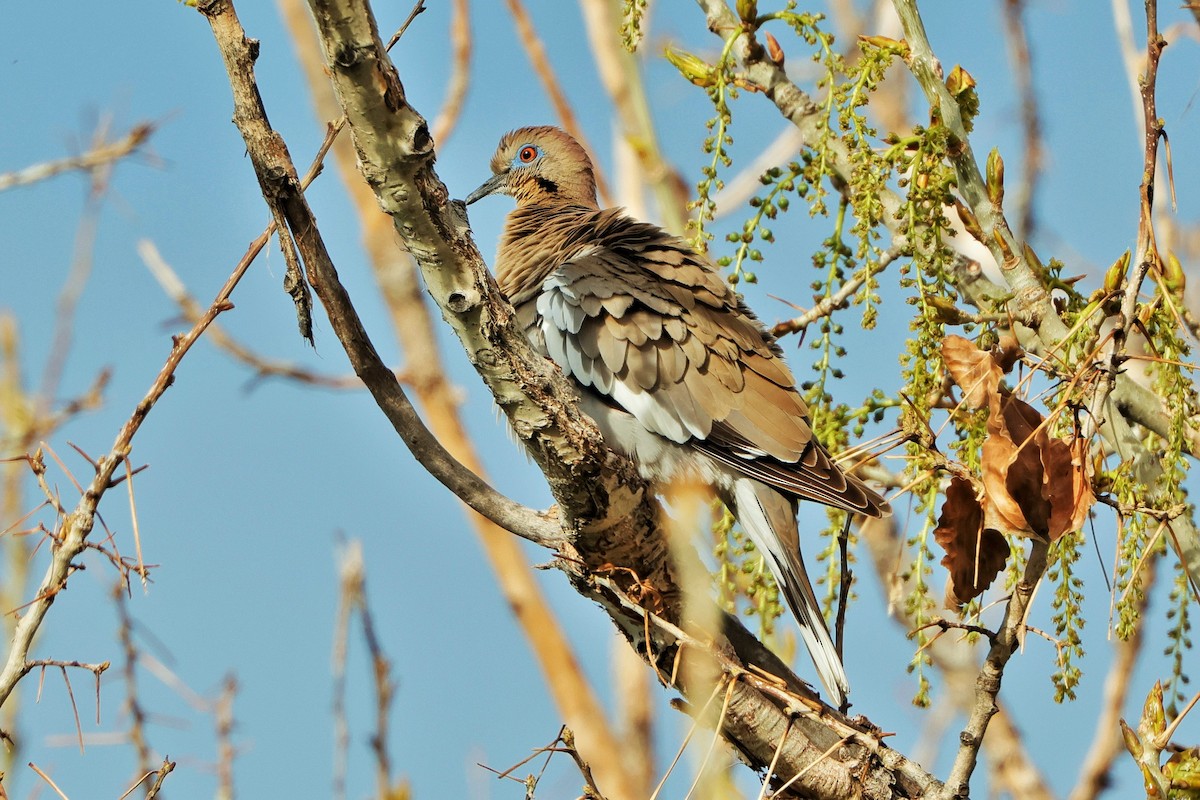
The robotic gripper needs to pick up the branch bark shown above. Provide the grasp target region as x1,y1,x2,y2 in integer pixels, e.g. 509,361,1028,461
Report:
274,0,635,790
198,0,562,552
198,0,947,795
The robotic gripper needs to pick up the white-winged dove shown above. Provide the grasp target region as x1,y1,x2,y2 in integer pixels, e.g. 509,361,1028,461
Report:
466,126,889,706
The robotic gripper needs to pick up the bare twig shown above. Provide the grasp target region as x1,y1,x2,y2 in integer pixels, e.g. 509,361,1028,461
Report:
940,541,1049,799
27,762,69,800
1069,561,1151,800
0,155,256,710
769,246,904,339
140,240,368,390
115,584,155,778
143,758,175,800
0,123,153,193
38,145,110,413
859,516,1053,798
429,0,471,145
339,542,398,797
215,674,237,799
577,0,690,233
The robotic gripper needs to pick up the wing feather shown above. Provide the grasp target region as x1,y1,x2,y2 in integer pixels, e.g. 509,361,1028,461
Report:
506,206,886,516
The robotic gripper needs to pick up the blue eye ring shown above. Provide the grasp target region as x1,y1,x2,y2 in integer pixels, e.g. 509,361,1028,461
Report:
516,144,539,164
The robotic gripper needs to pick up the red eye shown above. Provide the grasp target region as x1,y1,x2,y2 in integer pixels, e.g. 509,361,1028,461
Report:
518,145,538,163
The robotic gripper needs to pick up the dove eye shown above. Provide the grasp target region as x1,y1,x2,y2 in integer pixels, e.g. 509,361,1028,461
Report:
517,145,539,163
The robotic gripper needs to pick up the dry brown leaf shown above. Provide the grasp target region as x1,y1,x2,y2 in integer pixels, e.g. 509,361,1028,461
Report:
1044,433,1096,540
936,333,1096,601
934,476,1010,606
983,394,1052,538
941,335,1002,408
993,332,1025,373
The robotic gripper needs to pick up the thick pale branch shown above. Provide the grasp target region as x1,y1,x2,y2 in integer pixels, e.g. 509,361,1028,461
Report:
274,0,633,786
241,0,951,796
198,0,562,552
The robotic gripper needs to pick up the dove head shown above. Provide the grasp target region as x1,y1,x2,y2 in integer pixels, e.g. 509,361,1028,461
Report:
466,126,599,209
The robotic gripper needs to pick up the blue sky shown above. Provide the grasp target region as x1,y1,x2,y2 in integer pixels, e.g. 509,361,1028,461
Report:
2,1,1198,798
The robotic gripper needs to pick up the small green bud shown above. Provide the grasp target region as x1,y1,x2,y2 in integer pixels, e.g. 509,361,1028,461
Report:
1163,251,1185,296
664,46,715,87
1103,250,1130,294
986,148,1005,207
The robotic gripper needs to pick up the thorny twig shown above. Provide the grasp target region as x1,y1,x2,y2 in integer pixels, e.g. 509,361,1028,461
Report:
0,191,252,710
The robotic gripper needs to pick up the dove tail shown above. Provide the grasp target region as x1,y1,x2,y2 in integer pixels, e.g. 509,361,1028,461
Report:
731,479,849,707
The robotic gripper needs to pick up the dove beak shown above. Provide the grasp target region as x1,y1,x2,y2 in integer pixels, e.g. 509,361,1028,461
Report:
465,172,507,205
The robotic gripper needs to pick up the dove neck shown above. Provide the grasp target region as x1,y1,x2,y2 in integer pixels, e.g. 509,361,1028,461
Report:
495,204,601,303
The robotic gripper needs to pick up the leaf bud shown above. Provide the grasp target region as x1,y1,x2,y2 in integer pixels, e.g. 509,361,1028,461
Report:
1120,719,1144,759
954,198,985,243
764,32,784,65
945,64,976,97
986,148,1005,207
665,46,715,87
1163,251,1185,296
1103,250,1130,295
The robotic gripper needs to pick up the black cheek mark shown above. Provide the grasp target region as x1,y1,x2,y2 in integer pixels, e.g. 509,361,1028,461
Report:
534,176,559,194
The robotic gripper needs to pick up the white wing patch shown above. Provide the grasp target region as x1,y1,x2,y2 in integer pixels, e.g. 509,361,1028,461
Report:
536,264,700,445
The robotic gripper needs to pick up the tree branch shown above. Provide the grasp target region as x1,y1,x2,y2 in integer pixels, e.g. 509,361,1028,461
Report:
197,0,563,553
0,156,251,712
940,541,1049,798
275,0,634,786
196,0,949,795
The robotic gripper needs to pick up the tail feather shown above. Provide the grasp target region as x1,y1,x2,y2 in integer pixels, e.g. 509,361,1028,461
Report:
730,478,849,706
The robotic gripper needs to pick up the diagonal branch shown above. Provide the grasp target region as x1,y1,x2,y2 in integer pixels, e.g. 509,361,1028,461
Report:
275,0,634,785
197,0,947,796
197,0,562,552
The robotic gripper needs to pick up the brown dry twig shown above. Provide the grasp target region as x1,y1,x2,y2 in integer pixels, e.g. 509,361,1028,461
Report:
140,239,369,390
939,541,1049,799
1000,0,1044,240
27,762,69,800
0,215,252,709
